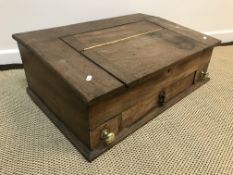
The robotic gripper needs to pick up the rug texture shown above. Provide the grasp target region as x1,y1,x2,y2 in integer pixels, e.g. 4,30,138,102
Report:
0,46,233,175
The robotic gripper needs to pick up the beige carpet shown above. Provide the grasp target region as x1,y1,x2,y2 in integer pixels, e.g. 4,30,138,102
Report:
0,46,233,175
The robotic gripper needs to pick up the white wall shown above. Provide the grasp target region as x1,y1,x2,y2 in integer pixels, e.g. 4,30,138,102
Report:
1,0,233,64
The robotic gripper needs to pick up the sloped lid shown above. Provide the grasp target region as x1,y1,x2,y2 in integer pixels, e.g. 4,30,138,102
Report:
13,14,220,103
61,20,210,87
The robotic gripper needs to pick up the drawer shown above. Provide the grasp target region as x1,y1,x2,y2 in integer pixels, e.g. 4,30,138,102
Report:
89,51,211,130
90,72,196,149
121,72,195,128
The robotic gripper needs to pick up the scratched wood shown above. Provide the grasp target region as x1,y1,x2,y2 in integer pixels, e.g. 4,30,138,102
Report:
83,29,207,87
89,51,211,130
121,72,195,128
13,14,220,161
62,21,162,51
29,39,125,103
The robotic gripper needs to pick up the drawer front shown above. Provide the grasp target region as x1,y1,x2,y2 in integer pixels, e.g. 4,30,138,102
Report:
89,49,213,149
121,72,195,128
90,72,196,149
89,49,212,130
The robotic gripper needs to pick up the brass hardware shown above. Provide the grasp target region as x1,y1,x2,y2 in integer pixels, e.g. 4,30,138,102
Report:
101,129,115,145
82,29,162,51
158,90,166,106
200,71,209,80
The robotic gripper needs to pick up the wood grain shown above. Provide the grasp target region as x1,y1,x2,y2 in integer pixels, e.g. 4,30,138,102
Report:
121,72,195,128
62,21,162,51
29,39,125,103
13,14,219,161
18,43,91,147
26,75,210,161
89,51,210,130
83,29,207,87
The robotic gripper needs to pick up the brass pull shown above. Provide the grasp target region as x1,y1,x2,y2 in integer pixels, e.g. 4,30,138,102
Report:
101,129,115,145
200,71,209,80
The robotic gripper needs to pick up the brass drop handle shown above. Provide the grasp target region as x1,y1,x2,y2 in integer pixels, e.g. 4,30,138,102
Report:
101,129,115,145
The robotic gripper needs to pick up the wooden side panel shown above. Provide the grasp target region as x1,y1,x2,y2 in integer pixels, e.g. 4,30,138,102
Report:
165,73,195,100
29,40,125,103
13,13,219,160
26,73,210,161
89,51,211,130
18,44,91,147
194,48,213,83
89,71,196,149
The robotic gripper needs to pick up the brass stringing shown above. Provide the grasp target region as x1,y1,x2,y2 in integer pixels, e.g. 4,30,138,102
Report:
82,29,162,51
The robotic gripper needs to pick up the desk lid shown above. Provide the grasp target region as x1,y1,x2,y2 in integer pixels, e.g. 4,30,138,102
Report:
13,14,221,103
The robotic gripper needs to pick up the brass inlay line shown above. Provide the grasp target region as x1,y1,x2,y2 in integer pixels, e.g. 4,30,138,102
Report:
82,28,162,51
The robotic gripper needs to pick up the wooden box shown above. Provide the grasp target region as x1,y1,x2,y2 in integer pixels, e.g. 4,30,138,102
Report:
13,14,220,161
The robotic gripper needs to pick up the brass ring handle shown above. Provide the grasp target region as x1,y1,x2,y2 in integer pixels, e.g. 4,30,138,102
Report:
101,129,115,145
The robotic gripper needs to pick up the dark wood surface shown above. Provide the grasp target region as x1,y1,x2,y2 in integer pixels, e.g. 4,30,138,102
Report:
27,77,209,162
13,14,220,161
12,14,221,103
89,50,211,130
62,21,162,51
83,29,207,87
26,88,93,162
18,43,91,147
28,39,125,103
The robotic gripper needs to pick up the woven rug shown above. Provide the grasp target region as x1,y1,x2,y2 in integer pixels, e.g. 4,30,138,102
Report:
0,46,233,174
